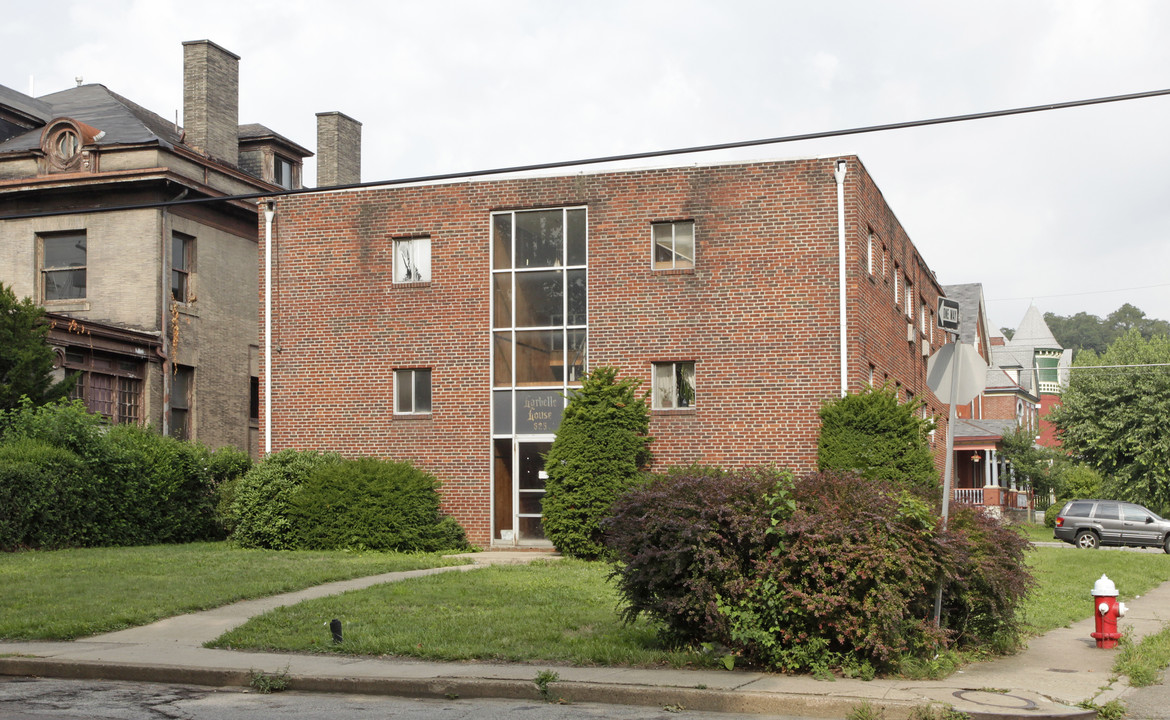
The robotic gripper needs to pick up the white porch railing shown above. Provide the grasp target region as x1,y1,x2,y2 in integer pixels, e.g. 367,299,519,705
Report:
954,488,984,505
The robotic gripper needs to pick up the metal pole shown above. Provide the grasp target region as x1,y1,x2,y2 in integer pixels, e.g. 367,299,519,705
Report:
934,330,961,626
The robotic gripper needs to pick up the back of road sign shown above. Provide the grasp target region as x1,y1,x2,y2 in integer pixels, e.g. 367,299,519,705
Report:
926,342,986,406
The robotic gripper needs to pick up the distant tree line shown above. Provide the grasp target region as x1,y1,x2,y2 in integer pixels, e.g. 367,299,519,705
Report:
1000,303,1170,354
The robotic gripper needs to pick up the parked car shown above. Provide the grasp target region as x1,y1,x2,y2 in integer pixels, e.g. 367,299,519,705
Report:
1053,499,1170,553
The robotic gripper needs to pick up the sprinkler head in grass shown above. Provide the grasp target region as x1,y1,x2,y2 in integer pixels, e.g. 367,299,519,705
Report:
330,618,343,644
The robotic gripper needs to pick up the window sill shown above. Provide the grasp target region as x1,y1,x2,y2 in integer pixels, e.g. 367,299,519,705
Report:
43,299,90,312
652,267,695,276
652,408,696,416
393,412,432,421
392,281,432,289
175,303,199,318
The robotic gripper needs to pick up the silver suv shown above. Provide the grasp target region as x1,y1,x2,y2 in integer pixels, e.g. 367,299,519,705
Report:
1054,499,1170,553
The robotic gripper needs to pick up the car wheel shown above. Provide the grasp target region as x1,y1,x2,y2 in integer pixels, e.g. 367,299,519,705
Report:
1164,536,1170,554
1076,530,1099,549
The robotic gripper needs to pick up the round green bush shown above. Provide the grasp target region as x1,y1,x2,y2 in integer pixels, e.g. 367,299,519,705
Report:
1044,501,1064,528
0,438,89,550
229,449,342,549
289,457,469,552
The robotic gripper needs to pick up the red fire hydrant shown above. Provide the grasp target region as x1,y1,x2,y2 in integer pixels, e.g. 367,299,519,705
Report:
1091,574,1128,649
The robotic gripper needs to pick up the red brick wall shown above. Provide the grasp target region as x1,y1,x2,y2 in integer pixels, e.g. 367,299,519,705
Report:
261,157,947,545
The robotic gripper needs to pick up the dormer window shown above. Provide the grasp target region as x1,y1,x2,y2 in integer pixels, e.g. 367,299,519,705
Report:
40,118,101,173
274,154,294,190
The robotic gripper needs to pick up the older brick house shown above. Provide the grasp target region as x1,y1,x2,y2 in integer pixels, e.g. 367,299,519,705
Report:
0,40,359,455
261,156,948,546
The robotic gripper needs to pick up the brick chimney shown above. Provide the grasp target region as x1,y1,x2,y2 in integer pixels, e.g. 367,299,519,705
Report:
182,40,240,166
316,111,362,187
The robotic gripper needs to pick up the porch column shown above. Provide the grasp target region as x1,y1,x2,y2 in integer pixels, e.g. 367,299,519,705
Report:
991,450,1000,487
983,450,992,487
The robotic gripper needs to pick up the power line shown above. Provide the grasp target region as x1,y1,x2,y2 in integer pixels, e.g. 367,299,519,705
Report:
988,282,1170,304
3,87,1170,222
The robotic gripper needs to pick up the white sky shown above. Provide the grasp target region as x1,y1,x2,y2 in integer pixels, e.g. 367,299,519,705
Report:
4,0,1168,330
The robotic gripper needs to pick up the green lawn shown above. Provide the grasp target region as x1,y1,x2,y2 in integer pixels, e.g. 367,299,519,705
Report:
0,543,466,640
210,559,710,668
6,541,1170,672
1016,522,1056,544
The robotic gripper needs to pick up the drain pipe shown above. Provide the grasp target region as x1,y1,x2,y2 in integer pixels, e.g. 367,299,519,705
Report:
263,200,275,456
834,159,848,397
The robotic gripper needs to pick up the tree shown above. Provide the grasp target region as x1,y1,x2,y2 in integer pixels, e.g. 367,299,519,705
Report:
1050,330,1170,515
817,385,938,494
542,366,652,559
0,283,74,412
997,425,1064,499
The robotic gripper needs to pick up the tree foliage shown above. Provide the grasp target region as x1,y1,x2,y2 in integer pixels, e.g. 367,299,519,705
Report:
1051,330,1170,515
817,385,938,494
1032,304,1170,355
542,366,652,559
0,283,74,412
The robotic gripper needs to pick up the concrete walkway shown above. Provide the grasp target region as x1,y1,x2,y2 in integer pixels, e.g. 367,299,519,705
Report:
1,550,1166,719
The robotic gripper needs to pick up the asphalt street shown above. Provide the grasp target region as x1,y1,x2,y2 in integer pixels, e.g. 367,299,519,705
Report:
0,677,826,720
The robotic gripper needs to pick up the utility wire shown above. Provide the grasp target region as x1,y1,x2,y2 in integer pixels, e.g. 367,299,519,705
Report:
3,87,1170,222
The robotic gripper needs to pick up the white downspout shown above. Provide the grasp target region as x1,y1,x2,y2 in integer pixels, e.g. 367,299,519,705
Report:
263,201,275,456
834,159,848,397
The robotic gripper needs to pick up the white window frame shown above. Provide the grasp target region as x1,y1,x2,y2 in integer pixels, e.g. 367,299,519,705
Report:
393,236,431,283
652,361,696,410
893,265,901,305
866,234,874,275
651,220,695,270
395,368,432,415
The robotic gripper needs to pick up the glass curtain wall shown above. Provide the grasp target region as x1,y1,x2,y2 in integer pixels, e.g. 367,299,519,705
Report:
490,207,587,543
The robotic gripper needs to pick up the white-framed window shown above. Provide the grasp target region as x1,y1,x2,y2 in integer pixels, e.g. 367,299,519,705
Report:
866,233,874,275
906,281,914,319
41,231,87,301
171,231,194,303
893,265,901,305
920,301,928,333
395,368,432,415
881,244,888,278
652,361,695,409
393,237,431,283
652,221,695,270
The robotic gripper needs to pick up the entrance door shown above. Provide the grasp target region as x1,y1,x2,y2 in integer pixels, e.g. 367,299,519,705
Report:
492,438,553,545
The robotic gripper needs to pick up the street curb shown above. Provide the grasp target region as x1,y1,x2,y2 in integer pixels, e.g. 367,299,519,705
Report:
0,655,1094,720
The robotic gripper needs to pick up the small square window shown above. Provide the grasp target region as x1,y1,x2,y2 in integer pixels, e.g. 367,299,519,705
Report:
42,231,87,301
652,361,695,409
652,221,694,270
393,237,431,283
395,369,432,414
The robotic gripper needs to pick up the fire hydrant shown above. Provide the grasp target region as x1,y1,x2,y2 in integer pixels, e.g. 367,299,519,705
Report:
1091,574,1128,649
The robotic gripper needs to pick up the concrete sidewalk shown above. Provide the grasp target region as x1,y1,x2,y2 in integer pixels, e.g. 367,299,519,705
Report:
1,551,1166,719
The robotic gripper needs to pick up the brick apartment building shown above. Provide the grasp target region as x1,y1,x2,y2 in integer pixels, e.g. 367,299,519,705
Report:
0,40,360,455
262,156,949,547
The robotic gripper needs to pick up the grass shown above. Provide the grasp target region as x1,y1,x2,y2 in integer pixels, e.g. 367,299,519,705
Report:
1114,624,1170,687
1015,522,1056,544
0,542,466,640
209,559,710,668
1021,546,1170,634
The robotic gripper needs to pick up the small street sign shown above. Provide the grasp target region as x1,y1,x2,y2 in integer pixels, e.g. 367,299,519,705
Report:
938,297,960,332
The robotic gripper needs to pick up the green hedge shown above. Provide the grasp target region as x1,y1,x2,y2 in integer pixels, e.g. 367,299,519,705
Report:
0,399,252,550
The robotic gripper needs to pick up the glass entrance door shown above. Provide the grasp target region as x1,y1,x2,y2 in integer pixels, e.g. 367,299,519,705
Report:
492,438,553,545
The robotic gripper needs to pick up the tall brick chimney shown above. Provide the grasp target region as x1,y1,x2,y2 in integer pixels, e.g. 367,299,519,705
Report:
182,40,240,166
316,111,362,187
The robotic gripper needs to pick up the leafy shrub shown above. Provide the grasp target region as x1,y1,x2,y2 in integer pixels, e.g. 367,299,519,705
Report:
543,367,652,560
229,449,343,549
935,505,1034,651
818,385,939,494
725,471,946,673
0,439,89,549
607,467,1035,675
289,457,469,552
0,400,241,549
208,447,254,535
604,466,780,644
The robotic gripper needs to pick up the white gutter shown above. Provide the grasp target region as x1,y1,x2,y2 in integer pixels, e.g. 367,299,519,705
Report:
834,159,848,397
263,201,275,456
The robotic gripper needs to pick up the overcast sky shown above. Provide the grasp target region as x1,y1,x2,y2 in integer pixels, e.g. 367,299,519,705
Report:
4,1,1168,331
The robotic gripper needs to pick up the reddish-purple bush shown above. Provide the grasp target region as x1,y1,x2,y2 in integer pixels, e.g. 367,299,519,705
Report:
603,466,779,644
605,467,1034,674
